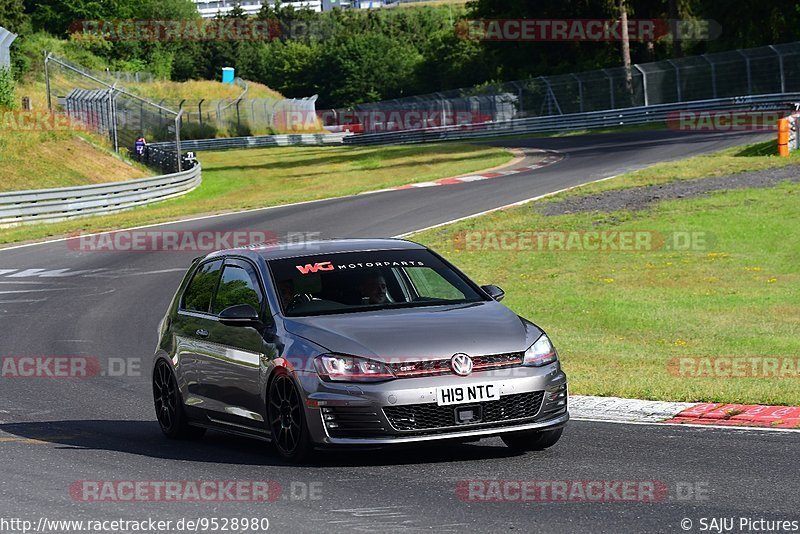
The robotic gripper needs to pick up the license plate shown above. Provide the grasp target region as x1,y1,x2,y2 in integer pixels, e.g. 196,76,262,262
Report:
436,383,500,406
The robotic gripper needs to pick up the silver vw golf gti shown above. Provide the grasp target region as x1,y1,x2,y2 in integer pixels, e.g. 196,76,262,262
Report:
153,239,568,461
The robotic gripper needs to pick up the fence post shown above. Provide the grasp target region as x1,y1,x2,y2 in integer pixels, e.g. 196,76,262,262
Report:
602,69,615,109
736,49,752,95
44,51,53,111
769,45,786,93
110,83,119,153
571,74,584,113
667,59,682,102
633,64,648,107
198,99,204,126
701,54,718,98
175,110,183,172
236,99,241,132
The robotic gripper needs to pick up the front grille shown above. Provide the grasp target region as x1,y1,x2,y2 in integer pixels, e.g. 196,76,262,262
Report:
321,406,388,438
386,352,524,378
383,391,545,432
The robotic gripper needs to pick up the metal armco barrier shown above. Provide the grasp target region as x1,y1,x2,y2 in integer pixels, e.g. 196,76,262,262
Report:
0,163,201,227
150,132,351,152
345,93,800,145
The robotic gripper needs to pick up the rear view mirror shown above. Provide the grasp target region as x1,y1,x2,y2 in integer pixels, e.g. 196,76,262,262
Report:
481,284,505,302
219,304,261,327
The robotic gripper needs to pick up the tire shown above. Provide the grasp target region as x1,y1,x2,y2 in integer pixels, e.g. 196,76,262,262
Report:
153,359,206,440
268,370,314,463
501,427,563,451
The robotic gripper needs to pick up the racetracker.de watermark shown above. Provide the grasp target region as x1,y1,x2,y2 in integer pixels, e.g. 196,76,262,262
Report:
456,480,709,503
316,110,488,132
667,110,787,132
453,230,715,252
668,357,800,378
69,480,323,502
456,19,719,42
69,19,281,41
67,231,322,252
1,111,91,132
0,357,141,379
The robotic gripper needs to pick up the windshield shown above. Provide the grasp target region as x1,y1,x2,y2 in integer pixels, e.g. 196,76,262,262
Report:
268,249,486,317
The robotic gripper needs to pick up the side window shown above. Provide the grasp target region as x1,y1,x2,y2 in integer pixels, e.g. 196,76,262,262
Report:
212,260,264,315
182,259,223,313
406,266,466,301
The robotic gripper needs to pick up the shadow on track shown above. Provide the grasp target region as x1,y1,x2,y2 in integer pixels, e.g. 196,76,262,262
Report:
0,420,523,467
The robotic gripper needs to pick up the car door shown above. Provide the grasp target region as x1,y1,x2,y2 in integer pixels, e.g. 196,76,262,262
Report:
173,258,224,409
194,257,277,429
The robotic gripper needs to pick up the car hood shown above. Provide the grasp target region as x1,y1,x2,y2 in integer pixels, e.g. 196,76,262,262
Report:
282,301,542,361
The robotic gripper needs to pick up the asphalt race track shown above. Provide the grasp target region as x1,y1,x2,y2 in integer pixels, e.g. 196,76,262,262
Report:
1,130,795,533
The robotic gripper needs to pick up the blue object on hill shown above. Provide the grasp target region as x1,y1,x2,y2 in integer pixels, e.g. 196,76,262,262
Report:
222,67,235,85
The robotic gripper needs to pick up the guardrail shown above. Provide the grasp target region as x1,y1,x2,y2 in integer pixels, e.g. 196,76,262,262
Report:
345,93,800,145
0,163,202,227
150,132,351,152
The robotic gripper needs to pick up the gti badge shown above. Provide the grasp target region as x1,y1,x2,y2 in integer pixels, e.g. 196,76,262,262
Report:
450,353,473,376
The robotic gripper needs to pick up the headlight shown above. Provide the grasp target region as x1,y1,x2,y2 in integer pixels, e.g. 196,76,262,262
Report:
314,354,395,382
523,334,558,367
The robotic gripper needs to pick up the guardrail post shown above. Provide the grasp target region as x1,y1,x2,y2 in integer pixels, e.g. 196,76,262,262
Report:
769,45,786,94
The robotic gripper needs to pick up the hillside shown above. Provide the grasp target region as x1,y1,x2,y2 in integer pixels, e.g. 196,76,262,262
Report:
0,130,148,193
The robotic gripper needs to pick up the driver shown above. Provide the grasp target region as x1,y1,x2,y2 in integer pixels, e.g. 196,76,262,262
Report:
358,271,389,305
277,279,297,308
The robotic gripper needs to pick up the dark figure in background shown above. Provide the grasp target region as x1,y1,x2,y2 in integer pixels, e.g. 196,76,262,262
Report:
134,136,146,161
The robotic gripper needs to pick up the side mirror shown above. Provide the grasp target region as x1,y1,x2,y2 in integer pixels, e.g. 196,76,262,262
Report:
481,284,505,302
219,304,261,327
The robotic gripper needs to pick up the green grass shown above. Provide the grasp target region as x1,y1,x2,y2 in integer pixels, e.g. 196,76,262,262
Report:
0,143,512,245
413,143,800,406
126,79,282,101
555,140,799,199
0,129,148,192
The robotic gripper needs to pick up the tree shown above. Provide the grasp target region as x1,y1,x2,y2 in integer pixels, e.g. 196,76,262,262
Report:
316,31,423,107
0,66,15,109
0,0,27,34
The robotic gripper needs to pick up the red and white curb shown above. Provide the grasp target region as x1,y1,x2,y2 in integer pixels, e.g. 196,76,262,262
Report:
362,151,564,195
570,395,800,431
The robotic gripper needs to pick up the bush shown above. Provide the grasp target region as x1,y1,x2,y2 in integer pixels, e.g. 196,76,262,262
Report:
180,121,218,140
0,67,16,109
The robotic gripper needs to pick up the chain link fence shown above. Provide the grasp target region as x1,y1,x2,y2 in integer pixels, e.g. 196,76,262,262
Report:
44,53,183,173
172,93,322,139
322,41,800,133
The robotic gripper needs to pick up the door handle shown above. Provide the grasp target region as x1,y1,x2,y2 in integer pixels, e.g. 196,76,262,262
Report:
195,329,209,338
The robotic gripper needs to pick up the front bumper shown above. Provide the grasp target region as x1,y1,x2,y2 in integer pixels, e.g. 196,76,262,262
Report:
296,363,568,445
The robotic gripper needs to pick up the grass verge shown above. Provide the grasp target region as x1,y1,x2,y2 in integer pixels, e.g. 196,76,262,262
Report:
555,140,799,199
413,142,800,406
0,143,513,245
0,130,148,192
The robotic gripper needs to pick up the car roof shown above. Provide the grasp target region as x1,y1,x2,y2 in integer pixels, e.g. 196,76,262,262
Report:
205,238,427,262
